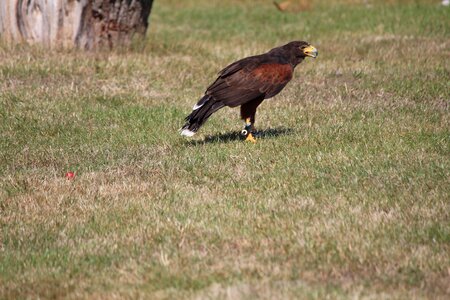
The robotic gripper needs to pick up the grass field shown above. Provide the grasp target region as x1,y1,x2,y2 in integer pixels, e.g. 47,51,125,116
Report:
1,0,449,298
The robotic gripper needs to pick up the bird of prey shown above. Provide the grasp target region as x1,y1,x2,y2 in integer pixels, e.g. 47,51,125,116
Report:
180,41,318,142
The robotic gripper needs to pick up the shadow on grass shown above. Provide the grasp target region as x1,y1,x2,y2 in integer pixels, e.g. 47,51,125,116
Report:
186,127,294,145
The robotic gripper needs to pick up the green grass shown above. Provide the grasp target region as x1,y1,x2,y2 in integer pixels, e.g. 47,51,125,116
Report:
1,0,449,299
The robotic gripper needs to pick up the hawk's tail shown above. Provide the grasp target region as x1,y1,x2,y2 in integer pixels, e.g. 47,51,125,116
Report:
180,95,224,136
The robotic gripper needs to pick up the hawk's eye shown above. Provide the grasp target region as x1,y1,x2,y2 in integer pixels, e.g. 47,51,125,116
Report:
300,45,307,50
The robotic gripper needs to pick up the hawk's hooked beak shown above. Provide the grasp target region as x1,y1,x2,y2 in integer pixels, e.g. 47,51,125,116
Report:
303,45,318,58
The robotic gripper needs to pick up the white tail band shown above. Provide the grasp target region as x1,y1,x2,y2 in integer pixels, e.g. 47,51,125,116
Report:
180,129,195,137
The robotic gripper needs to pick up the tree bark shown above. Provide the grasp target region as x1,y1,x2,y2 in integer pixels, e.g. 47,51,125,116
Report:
0,0,154,49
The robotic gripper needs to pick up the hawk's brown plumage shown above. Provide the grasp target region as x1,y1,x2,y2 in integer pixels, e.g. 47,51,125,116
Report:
181,41,317,137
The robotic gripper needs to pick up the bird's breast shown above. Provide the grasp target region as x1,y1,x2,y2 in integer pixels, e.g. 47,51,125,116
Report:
251,63,293,83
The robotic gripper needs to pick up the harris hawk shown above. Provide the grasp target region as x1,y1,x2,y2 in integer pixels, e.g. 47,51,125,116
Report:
180,41,318,142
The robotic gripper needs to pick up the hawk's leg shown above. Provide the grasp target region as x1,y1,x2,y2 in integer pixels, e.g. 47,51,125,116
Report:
240,97,264,143
241,118,257,143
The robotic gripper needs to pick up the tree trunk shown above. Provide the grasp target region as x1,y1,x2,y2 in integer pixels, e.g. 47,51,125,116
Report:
0,0,154,49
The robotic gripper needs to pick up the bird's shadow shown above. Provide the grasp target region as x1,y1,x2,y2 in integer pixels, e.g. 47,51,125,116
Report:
186,127,294,145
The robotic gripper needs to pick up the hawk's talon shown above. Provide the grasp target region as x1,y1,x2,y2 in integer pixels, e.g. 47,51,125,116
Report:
242,118,257,142
245,133,257,143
